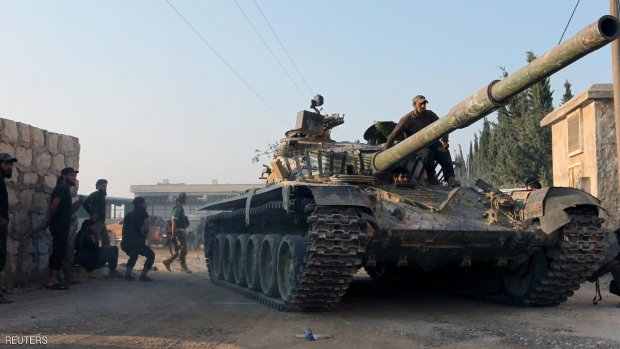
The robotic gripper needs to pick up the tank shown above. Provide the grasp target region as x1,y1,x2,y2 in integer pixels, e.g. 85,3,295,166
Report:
201,16,620,311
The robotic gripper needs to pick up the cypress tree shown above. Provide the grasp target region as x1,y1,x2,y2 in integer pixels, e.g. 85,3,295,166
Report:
469,52,555,188
562,80,573,105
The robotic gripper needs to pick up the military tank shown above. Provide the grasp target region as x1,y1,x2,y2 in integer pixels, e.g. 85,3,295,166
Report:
202,16,619,311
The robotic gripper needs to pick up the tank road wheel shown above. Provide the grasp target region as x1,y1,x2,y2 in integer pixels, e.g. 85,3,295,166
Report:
277,236,306,301
245,234,264,291
233,235,249,287
502,249,548,305
259,235,283,298
223,234,237,282
211,234,226,280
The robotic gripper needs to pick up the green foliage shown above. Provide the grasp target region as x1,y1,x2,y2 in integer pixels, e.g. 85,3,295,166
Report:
252,142,280,164
562,80,574,105
469,51,554,188
453,144,467,182
374,121,392,138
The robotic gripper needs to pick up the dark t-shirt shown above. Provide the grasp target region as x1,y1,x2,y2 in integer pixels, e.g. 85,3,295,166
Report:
386,109,446,148
83,191,106,222
0,178,8,221
122,208,149,244
50,182,72,231
74,229,99,270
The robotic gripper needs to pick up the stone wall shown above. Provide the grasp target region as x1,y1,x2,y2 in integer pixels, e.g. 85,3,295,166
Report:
596,99,620,229
595,99,620,257
0,118,80,289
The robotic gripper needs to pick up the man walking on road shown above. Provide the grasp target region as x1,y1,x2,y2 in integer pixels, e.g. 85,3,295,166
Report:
0,153,17,304
163,192,192,273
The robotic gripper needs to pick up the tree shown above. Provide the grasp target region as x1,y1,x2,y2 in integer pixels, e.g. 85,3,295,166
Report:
562,80,573,105
469,51,554,188
467,141,475,186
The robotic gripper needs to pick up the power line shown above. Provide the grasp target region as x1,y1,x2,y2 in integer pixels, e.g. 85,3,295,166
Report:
557,0,581,45
164,0,290,127
254,1,314,97
233,0,308,101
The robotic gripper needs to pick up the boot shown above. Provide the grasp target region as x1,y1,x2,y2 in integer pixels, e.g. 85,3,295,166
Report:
163,258,172,272
138,268,152,281
425,168,439,185
124,272,135,281
180,263,192,274
446,176,461,187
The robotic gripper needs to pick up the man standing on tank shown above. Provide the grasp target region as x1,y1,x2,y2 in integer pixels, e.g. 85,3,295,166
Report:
386,95,460,187
163,192,192,273
0,153,17,303
83,179,109,246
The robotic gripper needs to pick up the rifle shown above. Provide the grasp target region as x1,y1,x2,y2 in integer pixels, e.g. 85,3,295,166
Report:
164,219,179,258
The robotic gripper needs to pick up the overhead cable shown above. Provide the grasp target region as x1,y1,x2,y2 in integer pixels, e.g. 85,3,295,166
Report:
233,0,308,101
165,0,289,127
254,1,314,96
557,0,581,45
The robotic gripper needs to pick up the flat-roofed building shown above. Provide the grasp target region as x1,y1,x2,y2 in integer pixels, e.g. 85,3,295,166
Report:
130,179,261,218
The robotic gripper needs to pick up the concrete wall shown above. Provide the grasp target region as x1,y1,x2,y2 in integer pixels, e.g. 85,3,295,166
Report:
595,99,619,231
549,102,600,195
0,118,80,289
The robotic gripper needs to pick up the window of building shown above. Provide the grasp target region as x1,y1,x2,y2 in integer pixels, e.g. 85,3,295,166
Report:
567,111,583,156
568,162,582,188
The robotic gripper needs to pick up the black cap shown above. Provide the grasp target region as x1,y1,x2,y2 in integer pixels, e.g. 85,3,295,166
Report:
80,219,96,231
61,167,79,175
96,179,108,187
0,153,17,163
176,192,187,202
525,177,542,189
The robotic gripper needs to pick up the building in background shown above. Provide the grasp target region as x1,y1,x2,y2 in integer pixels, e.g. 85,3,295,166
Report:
540,83,618,230
127,179,261,249
130,179,260,218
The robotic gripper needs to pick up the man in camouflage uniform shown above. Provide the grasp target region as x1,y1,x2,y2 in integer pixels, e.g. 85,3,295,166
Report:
163,192,192,273
0,153,17,304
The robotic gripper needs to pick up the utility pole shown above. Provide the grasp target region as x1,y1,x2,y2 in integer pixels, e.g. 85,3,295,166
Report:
612,0,620,191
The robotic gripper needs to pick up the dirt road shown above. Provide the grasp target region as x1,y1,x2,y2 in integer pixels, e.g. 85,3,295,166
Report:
1,248,619,349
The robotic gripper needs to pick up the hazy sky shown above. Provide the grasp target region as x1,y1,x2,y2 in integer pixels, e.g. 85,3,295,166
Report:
0,0,615,197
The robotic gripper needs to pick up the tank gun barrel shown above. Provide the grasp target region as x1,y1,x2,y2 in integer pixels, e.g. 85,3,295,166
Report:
372,15,620,172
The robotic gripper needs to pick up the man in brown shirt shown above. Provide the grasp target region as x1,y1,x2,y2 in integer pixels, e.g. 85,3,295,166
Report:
386,95,460,186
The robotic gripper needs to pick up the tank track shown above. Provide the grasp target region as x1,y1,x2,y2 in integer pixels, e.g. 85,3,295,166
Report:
505,208,607,306
205,203,366,311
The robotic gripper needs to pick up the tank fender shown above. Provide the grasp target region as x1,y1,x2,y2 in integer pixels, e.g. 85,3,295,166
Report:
524,187,606,234
309,186,372,208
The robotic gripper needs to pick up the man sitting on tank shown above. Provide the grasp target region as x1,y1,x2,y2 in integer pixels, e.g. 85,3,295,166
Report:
391,166,410,184
385,95,460,187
